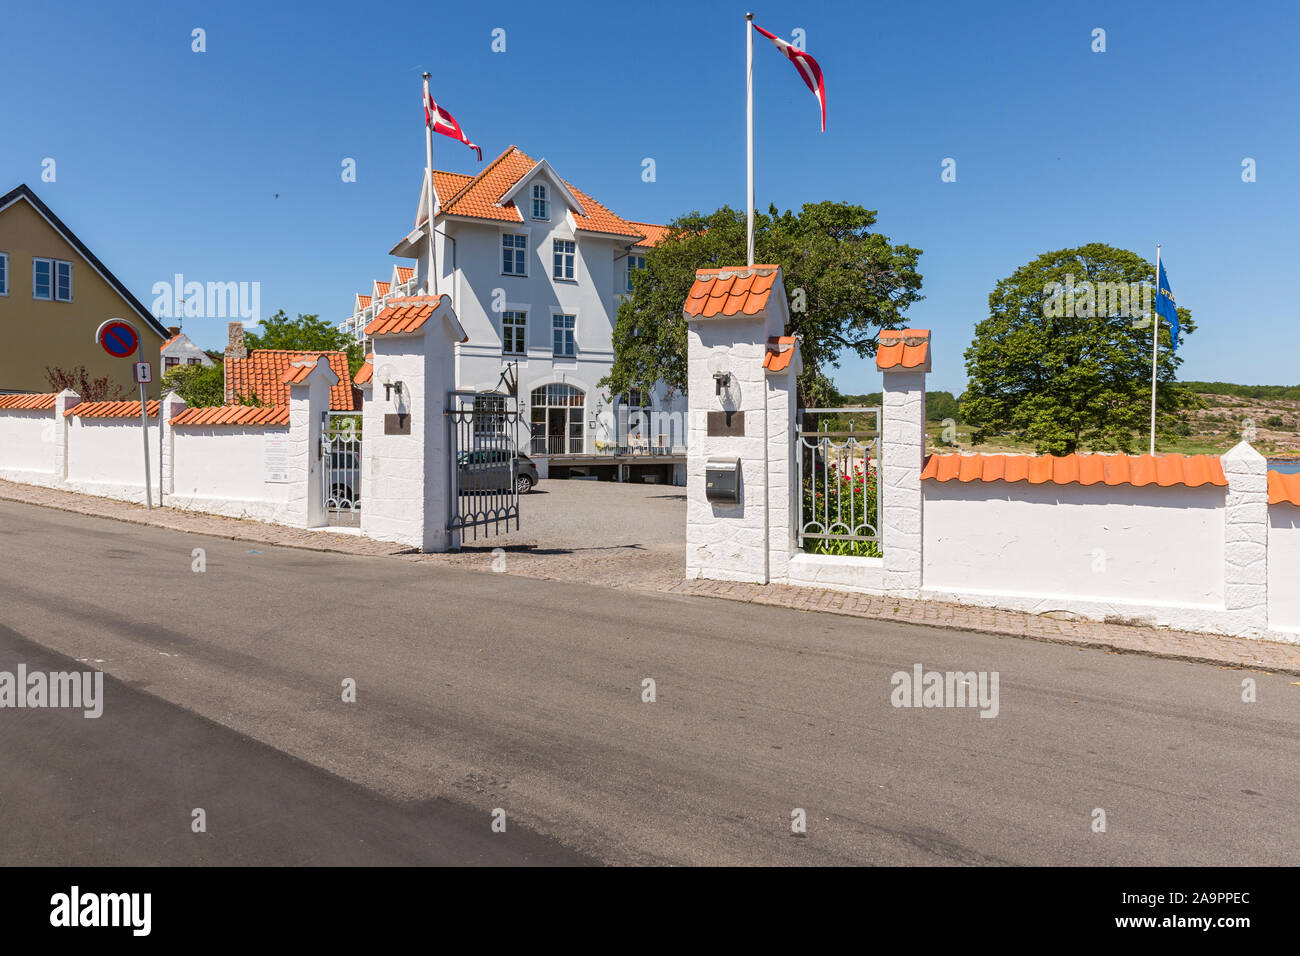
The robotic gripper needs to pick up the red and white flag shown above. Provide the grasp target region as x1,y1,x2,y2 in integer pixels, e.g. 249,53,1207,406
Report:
752,23,826,132
424,91,482,161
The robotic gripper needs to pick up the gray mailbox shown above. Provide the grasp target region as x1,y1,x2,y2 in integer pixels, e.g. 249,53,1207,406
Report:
705,457,740,503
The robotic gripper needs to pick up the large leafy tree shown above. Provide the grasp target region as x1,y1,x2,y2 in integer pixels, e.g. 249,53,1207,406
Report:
160,362,225,407
245,310,365,378
962,243,1198,455
604,203,923,406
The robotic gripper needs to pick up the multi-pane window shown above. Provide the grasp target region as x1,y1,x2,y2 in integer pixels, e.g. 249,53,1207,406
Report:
0,253,7,295
165,356,179,369
502,234,527,275
552,313,576,357
626,255,645,292
502,310,526,355
531,183,549,220
32,258,72,301
552,239,575,280
187,357,202,366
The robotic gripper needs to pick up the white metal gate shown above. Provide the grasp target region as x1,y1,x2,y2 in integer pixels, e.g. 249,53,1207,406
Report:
447,391,521,539
322,411,362,527
796,406,881,556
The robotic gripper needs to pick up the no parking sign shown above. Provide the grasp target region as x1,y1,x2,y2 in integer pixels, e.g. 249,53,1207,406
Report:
92,319,152,508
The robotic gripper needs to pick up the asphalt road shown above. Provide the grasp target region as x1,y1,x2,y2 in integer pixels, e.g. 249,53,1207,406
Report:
1,498,1297,866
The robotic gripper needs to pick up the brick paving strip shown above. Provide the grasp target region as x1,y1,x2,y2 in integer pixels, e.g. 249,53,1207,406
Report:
4,478,1299,676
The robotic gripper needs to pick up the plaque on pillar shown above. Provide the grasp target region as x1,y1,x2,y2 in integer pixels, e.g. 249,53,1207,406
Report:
384,413,411,435
706,411,746,436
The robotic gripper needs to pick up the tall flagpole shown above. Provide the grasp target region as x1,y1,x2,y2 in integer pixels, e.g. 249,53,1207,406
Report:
745,12,755,266
1149,243,1161,455
422,72,439,297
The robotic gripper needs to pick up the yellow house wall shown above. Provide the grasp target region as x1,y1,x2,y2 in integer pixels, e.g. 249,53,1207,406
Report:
0,197,163,397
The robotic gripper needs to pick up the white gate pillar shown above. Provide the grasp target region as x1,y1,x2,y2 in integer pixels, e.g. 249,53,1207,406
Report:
1221,441,1269,636
683,265,792,583
284,355,339,529
160,390,187,498
53,389,80,483
360,295,467,552
878,330,931,597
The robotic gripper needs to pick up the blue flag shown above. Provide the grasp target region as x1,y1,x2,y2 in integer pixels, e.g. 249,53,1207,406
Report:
1156,260,1179,351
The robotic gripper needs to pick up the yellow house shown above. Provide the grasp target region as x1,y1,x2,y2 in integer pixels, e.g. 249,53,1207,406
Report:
0,184,167,397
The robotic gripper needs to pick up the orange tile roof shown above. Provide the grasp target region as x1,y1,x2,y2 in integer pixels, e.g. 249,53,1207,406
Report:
0,393,58,411
433,146,643,239
684,265,781,318
1268,470,1300,506
171,405,290,427
65,400,160,419
629,222,672,248
280,356,337,385
876,329,931,370
374,280,391,296
763,336,799,372
354,353,374,386
355,293,372,310
225,350,355,410
364,295,457,337
161,334,182,350
921,453,1228,489
432,170,474,209
395,266,414,283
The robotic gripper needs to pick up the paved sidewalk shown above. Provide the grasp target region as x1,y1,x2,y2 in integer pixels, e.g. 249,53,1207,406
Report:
4,477,1299,676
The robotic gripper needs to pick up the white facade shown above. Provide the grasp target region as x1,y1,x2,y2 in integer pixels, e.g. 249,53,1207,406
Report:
161,328,213,370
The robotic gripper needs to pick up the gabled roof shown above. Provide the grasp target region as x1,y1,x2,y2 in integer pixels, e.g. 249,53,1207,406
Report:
0,393,58,411
374,280,391,297
0,184,170,339
395,265,414,283
224,350,355,410
355,293,372,311
429,146,644,240
921,453,1228,489
364,295,466,340
684,265,780,317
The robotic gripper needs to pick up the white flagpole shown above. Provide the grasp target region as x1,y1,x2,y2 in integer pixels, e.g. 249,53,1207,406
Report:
1149,243,1161,455
745,12,755,267
422,72,439,297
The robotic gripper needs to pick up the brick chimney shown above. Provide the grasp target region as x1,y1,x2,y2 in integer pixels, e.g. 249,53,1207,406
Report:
167,325,180,336
223,321,247,403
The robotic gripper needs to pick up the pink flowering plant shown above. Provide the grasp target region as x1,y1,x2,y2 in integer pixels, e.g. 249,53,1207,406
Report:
800,458,881,558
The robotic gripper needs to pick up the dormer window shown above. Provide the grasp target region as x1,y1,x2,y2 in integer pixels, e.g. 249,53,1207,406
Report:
531,183,549,221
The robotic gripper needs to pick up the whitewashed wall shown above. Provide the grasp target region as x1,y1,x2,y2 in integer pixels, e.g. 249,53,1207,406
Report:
0,410,56,484
922,481,1226,628
65,417,161,504
1268,506,1300,634
169,426,293,522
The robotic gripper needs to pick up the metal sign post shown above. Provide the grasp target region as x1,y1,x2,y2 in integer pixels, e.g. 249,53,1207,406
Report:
94,319,150,509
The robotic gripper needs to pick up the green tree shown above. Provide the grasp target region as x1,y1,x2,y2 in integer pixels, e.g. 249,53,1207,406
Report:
962,243,1199,455
160,362,225,407
603,203,923,407
245,310,365,379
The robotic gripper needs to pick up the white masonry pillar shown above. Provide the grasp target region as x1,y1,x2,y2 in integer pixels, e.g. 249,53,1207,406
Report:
1221,441,1269,636
52,389,80,484
878,330,931,597
160,390,187,499
284,356,339,529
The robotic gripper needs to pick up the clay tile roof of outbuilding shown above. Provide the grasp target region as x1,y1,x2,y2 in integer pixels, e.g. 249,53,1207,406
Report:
629,221,672,248
224,350,355,410
161,334,182,350
1268,470,1300,506
354,353,374,386
683,265,781,317
364,294,458,337
170,404,291,427
921,452,1228,489
65,400,160,419
762,335,799,372
0,393,58,411
876,329,931,370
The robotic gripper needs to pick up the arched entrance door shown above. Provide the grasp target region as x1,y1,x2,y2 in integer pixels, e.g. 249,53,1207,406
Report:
530,383,585,455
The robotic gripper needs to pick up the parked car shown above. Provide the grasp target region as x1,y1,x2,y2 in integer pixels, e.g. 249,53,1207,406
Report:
327,449,361,509
457,449,540,494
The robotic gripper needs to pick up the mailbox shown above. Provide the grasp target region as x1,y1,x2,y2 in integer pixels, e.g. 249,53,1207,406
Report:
705,457,740,503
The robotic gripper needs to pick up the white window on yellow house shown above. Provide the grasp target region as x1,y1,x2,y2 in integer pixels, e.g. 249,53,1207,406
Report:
33,258,72,302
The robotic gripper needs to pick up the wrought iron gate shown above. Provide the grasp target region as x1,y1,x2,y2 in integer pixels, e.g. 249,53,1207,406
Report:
796,406,882,556
447,391,521,539
322,411,362,526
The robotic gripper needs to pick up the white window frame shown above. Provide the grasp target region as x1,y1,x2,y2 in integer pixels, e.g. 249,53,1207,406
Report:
502,310,527,356
0,252,7,296
531,183,549,221
32,257,72,302
551,311,577,359
552,239,576,281
501,232,529,277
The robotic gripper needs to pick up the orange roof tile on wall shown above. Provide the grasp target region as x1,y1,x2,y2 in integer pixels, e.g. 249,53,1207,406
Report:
684,265,780,317
354,354,374,386
762,335,799,371
364,295,450,336
65,400,160,419
171,405,290,427
875,330,931,370
0,393,58,411
224,350,355,411
921,452,1227,489
1268,470,1300,506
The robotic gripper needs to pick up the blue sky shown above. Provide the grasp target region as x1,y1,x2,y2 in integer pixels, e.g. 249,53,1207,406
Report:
2,0,1295,394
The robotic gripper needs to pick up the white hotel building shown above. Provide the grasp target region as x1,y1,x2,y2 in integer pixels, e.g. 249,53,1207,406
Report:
340,146,685,481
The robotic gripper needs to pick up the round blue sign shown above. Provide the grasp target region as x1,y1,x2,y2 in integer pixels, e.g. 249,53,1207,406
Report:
99,321,139,358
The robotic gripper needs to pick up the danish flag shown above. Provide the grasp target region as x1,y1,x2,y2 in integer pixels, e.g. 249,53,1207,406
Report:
753,23,826,132
424,91,482,161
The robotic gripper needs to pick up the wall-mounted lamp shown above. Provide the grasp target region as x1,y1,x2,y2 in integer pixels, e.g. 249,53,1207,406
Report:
378,363,404,403
712,371,731,396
